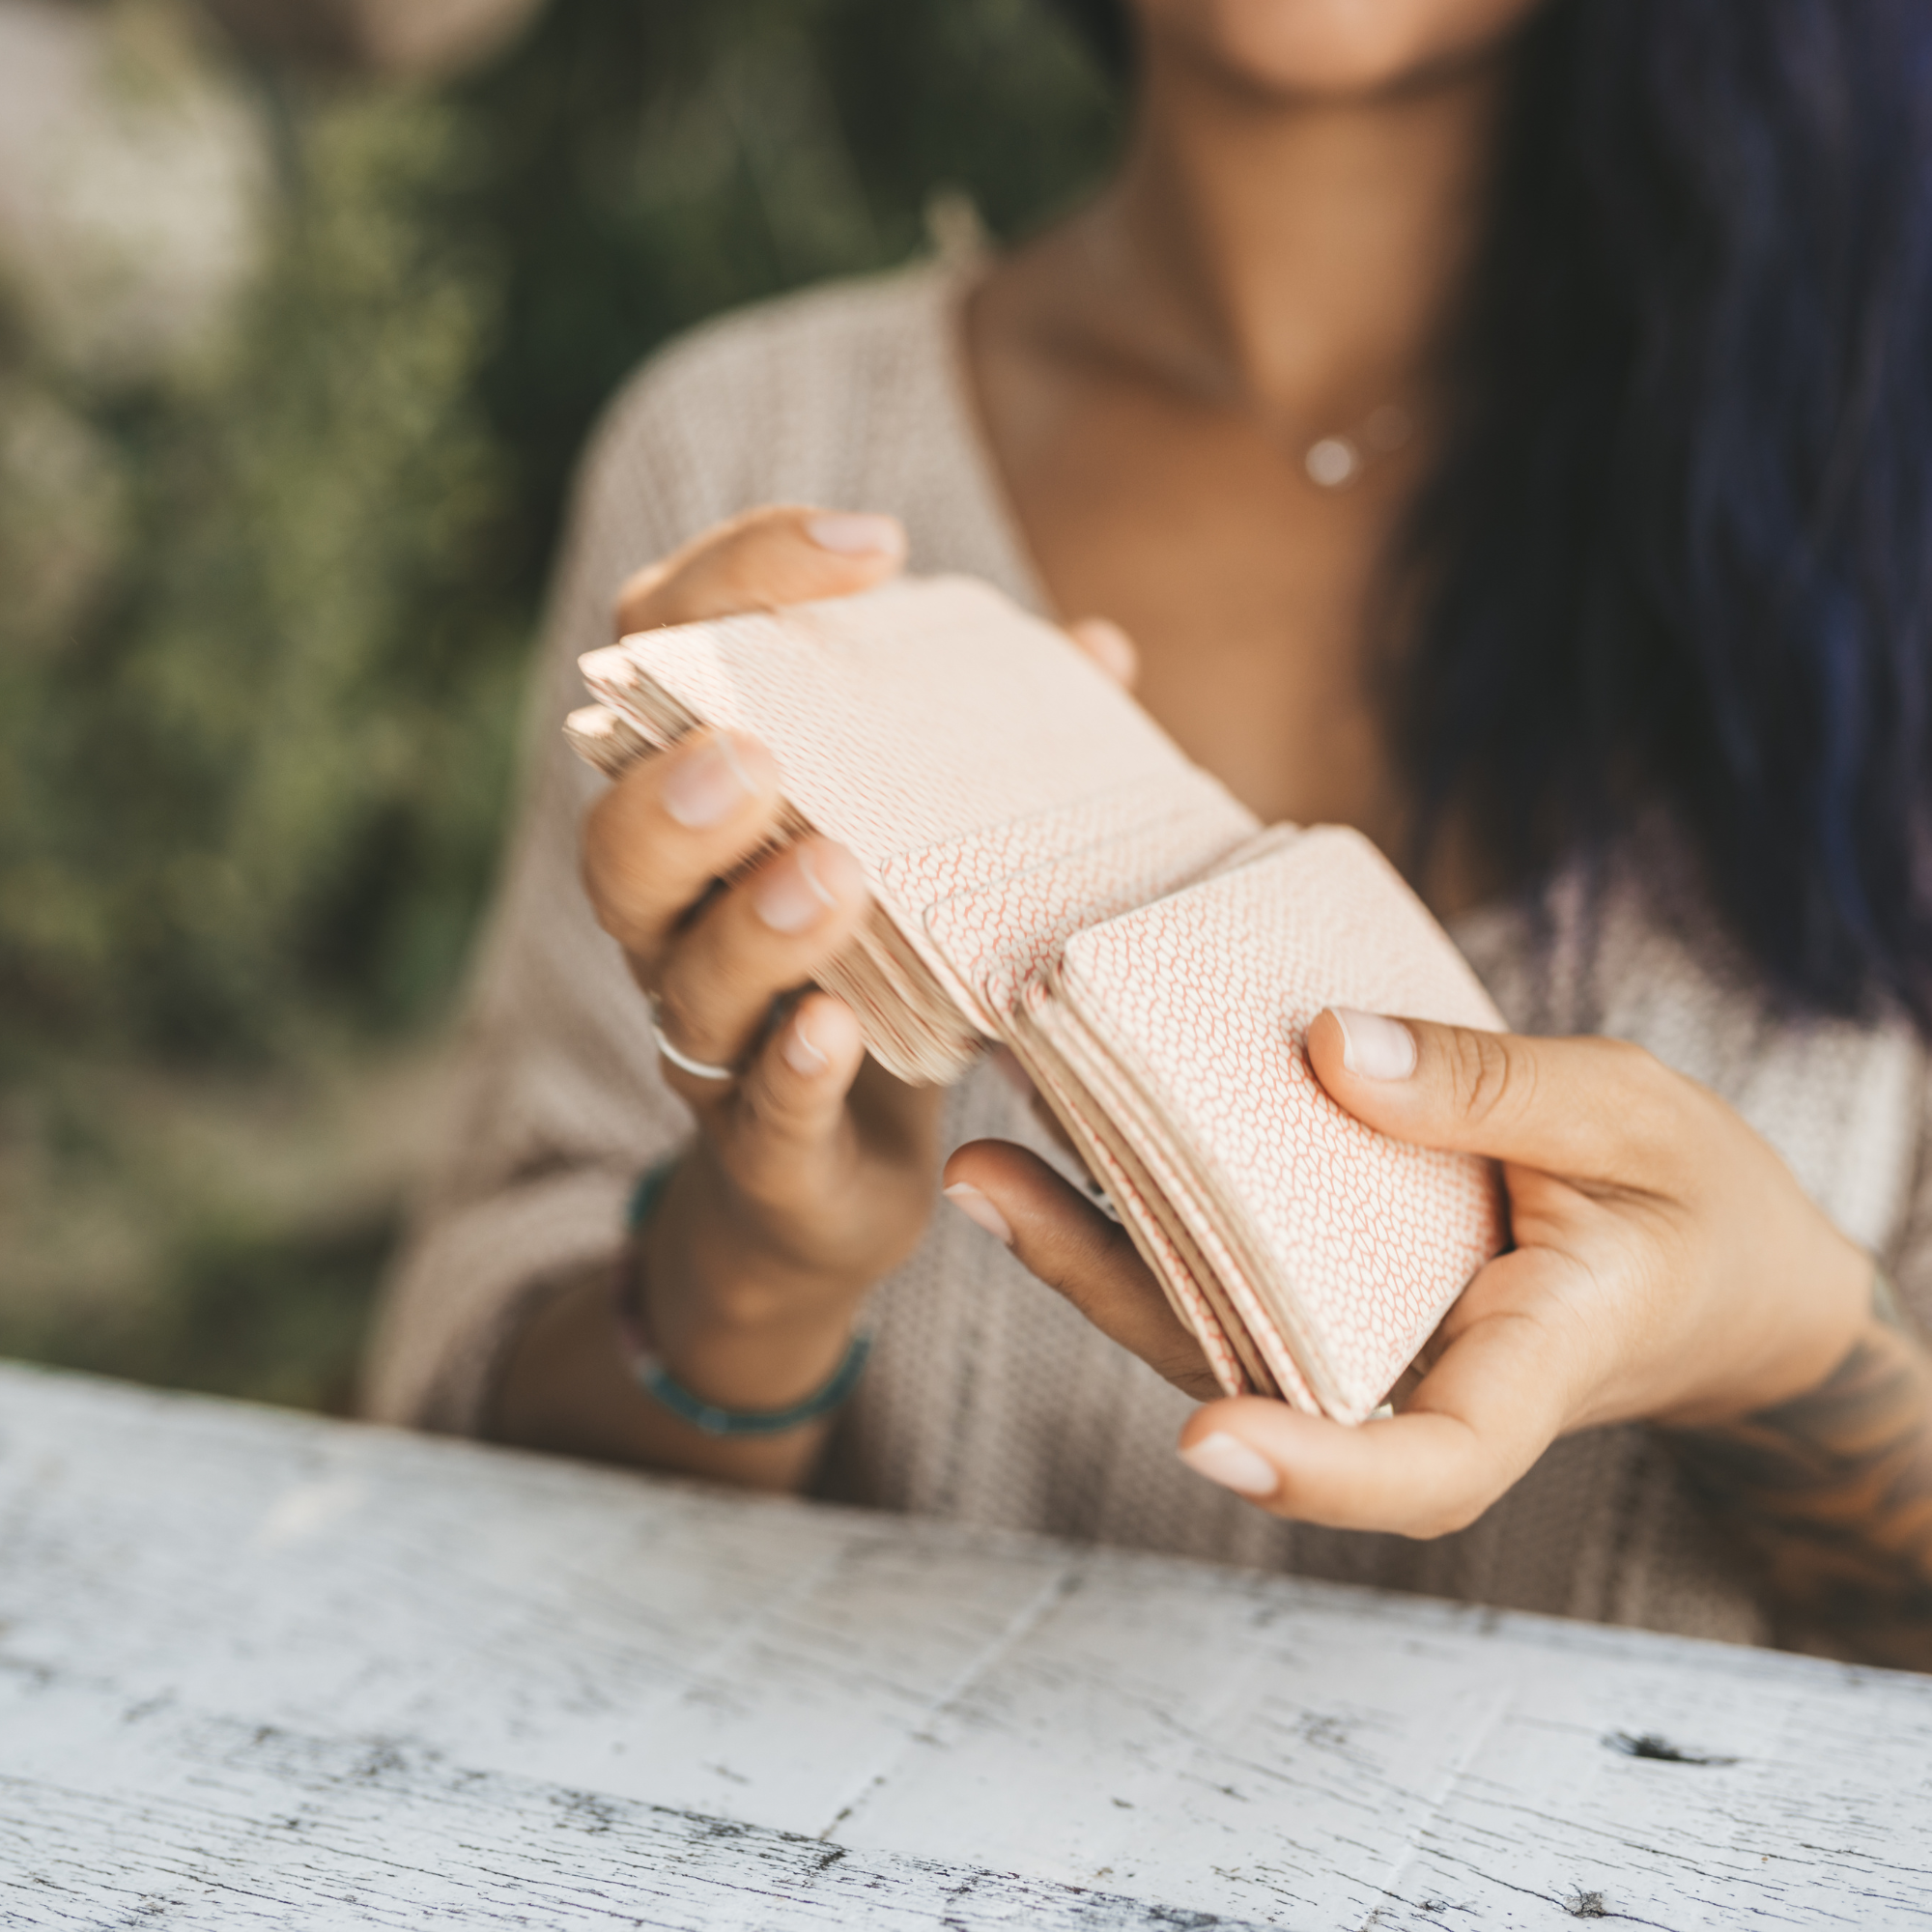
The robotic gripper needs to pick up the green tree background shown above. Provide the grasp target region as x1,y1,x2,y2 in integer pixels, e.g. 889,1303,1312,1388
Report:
0,0,1117,1408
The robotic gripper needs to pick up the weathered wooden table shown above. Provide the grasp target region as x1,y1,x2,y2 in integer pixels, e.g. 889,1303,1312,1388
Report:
3,1361,1929,1929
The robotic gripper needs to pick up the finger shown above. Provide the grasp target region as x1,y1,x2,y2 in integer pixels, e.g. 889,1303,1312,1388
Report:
1065,615,1139,688
1305,1006,1688,1186
1177,1255,1577,1535
725,994,869,1206
654,838,869,1078
582,728,784,965
615,505,906,636
942,1140,1220,1399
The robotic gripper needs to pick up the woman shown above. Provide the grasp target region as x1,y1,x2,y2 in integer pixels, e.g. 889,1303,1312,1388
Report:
366,0,1932,1666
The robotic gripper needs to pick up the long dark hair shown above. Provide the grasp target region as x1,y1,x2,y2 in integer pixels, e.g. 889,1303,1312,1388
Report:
1055,0,1932,1028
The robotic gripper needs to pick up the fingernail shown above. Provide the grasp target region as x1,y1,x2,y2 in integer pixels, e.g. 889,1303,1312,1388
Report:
1179,1431,1279,1499
944,1182,1013,1247
1331,1008,1417,1081
663,734,758,828
754,847,838,933
782,1013,830,1076
806,512,906,558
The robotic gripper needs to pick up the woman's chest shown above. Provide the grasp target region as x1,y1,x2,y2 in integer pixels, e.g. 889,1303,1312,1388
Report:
975,367,1418,840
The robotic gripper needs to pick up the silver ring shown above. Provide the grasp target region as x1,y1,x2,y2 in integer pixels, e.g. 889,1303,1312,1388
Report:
649,998,737,1083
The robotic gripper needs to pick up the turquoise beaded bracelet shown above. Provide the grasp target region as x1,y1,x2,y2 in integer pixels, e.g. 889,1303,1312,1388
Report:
614,1155,872,1437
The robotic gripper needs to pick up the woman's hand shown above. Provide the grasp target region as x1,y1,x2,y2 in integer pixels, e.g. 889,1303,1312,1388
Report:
496,504,1140,1490
943,1011,1932,1658
496,506,938,1484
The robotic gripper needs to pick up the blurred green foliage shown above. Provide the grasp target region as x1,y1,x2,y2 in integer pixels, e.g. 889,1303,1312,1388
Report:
0,0,1116,1406
1,97,515,1061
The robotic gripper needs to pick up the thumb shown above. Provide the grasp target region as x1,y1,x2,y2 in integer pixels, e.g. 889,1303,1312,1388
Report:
1306,1007,1669,1186
1174,1249,1579,1537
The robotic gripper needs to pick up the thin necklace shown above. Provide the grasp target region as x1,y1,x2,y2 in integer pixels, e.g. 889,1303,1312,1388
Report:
1276,399,1415,491
1075,207,1422,492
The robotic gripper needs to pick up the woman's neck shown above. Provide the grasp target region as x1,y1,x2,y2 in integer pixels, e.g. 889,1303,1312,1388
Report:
1085,47,1510,431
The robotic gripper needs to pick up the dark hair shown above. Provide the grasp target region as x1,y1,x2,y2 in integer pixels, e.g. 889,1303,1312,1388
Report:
1061,0,1932,1028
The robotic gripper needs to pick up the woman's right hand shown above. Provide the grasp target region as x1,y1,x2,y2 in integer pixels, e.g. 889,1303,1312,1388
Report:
494,506,943,1484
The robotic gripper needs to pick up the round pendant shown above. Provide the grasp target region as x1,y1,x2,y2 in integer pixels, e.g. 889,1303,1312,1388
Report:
1304,436,1361,490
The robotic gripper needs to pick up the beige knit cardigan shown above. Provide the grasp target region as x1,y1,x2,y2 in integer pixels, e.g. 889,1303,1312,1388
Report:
363,259,1932,1648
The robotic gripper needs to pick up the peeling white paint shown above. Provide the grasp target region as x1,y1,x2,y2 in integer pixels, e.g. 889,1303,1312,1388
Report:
2,1363,1928,1929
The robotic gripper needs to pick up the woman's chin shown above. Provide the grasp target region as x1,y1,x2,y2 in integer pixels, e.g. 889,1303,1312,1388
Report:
1138,0,1547,103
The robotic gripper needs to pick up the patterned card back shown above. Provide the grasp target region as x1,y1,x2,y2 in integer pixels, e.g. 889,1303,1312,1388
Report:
1037,828,1507,1421
585,577,1244,885
919,780,1257,1022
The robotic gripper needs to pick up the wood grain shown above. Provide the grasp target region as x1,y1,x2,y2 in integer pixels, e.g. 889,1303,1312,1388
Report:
1,1683,1251,1929
3,1362,1930,1928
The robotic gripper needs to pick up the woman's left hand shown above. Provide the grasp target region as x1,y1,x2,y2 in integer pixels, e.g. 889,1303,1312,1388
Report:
942,1009,1877,1538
